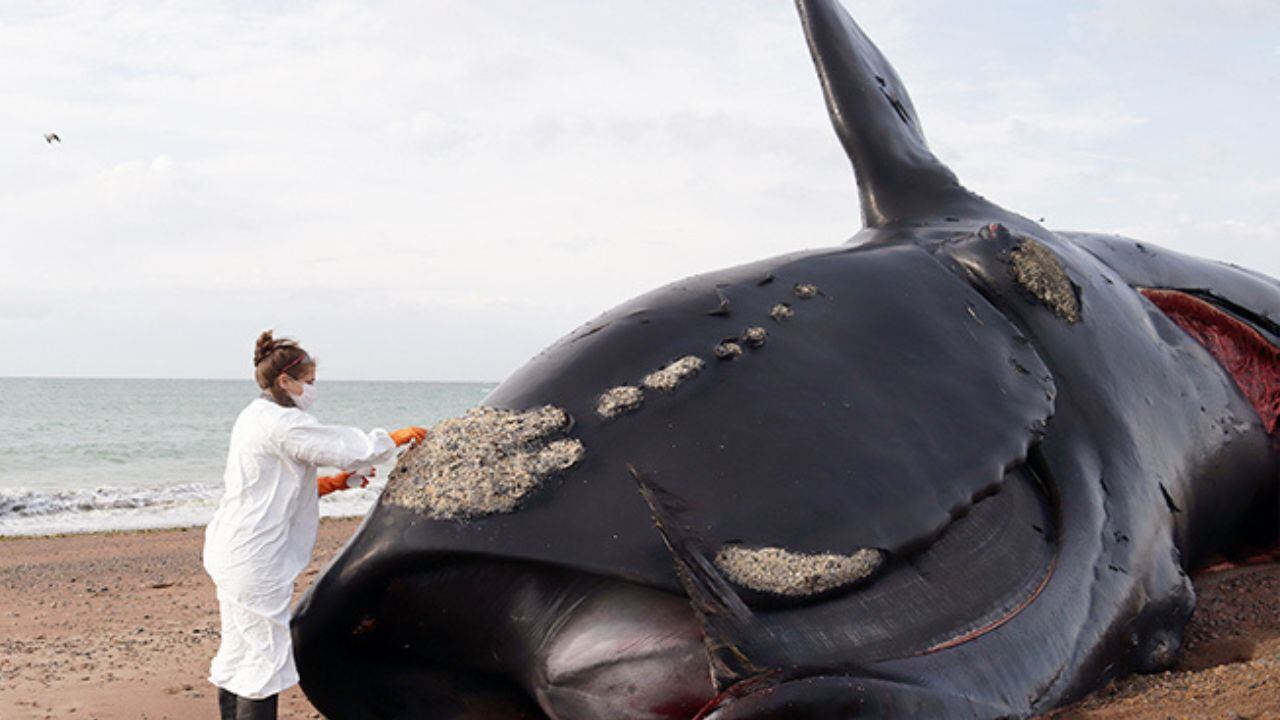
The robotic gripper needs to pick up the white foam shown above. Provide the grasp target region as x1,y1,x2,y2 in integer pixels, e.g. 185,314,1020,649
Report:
0,482,383,537
0,483,218,518
318,482,384,518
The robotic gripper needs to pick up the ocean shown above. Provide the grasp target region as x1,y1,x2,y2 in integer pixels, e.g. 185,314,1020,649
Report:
0,378,494,537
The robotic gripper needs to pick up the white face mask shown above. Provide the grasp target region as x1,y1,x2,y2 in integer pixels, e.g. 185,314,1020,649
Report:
290,382,318,411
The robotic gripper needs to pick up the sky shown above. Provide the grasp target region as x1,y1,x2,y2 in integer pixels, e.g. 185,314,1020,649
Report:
2,0,1277,382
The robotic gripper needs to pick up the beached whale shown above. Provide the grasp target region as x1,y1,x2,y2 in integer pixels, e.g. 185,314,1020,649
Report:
291,1,1280,717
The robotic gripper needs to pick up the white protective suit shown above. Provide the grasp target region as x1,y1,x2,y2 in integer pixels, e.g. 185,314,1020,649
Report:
203,397,398,699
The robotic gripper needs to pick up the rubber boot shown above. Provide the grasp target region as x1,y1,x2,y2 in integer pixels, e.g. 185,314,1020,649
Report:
218,688,238,720
236,693,278,720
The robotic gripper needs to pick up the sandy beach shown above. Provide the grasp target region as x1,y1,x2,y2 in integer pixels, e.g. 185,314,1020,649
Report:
2,520,1278,720
0,520,363,720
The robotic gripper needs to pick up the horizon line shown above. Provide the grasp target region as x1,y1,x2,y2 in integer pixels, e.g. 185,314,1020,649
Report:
0,375,499,384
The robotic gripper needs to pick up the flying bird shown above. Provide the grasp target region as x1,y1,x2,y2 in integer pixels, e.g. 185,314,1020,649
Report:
43,133,60,144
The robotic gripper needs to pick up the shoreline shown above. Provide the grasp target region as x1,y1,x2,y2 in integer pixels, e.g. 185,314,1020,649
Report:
0,513,365,542
0,523,210,542
1,521,1276,718
0,496,380,542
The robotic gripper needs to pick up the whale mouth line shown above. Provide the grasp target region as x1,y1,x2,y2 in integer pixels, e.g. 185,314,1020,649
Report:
920,537,1058,654
1141,288,1280,434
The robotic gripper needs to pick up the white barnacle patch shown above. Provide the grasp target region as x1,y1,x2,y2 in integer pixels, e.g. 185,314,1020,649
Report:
1008,238,1080,323
743,326,767,348
597,385,643,418
714,341,743,360
383,405,585,520
769,303,794,322
642,356,705,392
715,545,883,596
793,283,819,299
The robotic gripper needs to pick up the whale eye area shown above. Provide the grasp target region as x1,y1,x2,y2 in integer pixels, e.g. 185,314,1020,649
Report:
1141,288,1280,433
715,544,883,597
383,405,584,519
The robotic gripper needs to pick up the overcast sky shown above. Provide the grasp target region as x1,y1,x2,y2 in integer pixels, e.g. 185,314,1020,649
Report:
2,0,1277,381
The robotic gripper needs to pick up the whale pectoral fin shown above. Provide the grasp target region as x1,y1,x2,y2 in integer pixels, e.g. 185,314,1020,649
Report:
795,0,990,226
695,673,1014,720
632,468,779,688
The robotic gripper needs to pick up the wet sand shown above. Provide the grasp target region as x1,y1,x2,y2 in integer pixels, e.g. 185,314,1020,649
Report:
1,520,1277,719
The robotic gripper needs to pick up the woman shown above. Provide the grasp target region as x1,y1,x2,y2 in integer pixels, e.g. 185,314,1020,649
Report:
203,331,427,720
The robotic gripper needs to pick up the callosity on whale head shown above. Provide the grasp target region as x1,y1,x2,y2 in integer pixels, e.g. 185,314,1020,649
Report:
292,1,1280,718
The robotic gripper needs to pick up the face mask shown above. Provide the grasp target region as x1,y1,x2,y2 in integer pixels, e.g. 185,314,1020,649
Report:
290,382,318,411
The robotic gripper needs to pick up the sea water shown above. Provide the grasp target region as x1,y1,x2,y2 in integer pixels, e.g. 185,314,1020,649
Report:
0,378,493,537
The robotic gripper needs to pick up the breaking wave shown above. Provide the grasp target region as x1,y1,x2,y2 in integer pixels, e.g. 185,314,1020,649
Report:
0,483,220,519
0,482,385,537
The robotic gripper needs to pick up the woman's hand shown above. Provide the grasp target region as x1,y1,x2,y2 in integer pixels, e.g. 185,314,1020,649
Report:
390,426,428,446
317,469,375,496
317,472,354,496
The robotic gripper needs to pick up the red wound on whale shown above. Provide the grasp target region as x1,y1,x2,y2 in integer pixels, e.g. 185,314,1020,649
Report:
1142,288,1280,433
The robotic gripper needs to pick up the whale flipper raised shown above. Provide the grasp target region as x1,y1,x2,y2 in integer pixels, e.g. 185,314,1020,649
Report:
796,0,986,226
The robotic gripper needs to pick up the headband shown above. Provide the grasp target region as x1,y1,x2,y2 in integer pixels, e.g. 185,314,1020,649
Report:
278,352,310,376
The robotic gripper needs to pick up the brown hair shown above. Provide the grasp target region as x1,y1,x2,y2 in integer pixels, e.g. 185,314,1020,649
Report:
253,330,315,406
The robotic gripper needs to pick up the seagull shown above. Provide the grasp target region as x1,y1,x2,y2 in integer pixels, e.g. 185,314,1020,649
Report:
43,133,60,144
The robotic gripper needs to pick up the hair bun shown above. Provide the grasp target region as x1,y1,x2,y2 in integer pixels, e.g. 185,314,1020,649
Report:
252,330,308,391
254,330,278,366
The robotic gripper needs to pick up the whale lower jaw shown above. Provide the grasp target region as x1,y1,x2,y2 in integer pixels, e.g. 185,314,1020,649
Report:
293,558,715,720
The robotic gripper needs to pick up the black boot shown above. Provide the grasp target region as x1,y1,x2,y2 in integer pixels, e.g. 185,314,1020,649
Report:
217,688,238,720
236,693,278,720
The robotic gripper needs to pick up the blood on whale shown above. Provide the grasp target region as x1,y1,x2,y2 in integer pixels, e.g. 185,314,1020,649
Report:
1141,289,1280,433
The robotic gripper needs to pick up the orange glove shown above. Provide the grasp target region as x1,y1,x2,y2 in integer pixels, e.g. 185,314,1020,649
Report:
317,472,369,496
390,426,428,446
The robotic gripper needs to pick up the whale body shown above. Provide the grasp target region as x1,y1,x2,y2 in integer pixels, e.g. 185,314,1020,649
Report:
292,1,1280,717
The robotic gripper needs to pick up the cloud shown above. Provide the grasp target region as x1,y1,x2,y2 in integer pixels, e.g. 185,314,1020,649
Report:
1111,217,1280,279
1005,111,1148,141
1074,0,1280,41
0,1,1276,380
